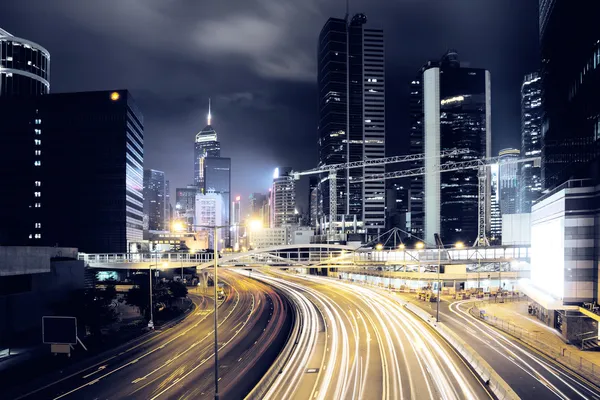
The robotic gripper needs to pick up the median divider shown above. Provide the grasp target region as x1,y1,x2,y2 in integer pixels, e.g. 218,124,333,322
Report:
402,301,520,400
244,284,302,400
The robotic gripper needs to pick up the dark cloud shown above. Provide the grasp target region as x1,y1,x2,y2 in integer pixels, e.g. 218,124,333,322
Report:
2,0,538,212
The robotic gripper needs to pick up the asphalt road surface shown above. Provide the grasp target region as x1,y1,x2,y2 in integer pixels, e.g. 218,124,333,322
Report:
249,270,492,400
8,270,291,400
400,293,600,400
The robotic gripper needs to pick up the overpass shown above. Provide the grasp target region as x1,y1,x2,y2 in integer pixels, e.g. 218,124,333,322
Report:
79,245,530,270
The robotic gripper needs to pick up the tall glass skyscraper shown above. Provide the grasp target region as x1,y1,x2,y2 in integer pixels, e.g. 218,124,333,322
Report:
540,1,600,189
271,167,296,228
498,148,520,216
204,157,231,243
194,100,221,188
0,90,144,252
520,72,543,213
143,169,166,231
317,14,385,237
410,50,491,245
0,28,50,96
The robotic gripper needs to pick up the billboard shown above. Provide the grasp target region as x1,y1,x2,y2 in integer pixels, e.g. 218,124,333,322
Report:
530,216,564,300
42,316,77,345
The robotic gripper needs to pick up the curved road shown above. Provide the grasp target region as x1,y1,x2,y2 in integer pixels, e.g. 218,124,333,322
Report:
249,270,491,400
10,270,290,400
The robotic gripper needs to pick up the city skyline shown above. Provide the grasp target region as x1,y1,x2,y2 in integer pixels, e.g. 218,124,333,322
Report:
1,0,538,211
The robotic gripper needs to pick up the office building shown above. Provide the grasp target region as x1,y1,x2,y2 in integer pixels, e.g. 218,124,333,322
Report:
408,78,424,238
522,178,600,342
0,90,144,252
520,72,543,213
204,157,231,243
194,100,221,188
165,180,172,230
249,192,268,220
490,164,502,242
540,1,600,189
175,186,198,229
0,28,50,96
410,50,491,245
232,195,241,250
385,182,408,232
261,192,272,228
143,169,166,231
195,191,225,250
309,177,320,228
271,167,296,228
317,14,385,236
498,148,520,216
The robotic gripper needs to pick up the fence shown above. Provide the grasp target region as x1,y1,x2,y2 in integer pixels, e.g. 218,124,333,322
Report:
471,303,600,386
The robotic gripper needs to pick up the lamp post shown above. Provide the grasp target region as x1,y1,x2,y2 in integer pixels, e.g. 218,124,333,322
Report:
433,234,444,323
148,252,155,330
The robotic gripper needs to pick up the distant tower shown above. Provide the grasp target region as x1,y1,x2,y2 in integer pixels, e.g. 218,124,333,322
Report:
0,28,50,96
194,99,220,188
520,72,542,213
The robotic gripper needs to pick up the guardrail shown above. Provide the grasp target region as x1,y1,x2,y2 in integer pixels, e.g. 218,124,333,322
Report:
244,282,302,400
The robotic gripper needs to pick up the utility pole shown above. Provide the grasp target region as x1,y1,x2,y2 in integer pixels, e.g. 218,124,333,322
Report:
434,233,443,323
213,225,219,400
148,252,154,329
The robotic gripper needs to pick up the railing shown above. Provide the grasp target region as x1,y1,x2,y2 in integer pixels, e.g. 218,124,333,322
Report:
78,252,213,264
471,302,600,386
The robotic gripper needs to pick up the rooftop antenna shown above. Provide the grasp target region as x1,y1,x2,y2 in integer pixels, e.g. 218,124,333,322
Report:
207,98,212,126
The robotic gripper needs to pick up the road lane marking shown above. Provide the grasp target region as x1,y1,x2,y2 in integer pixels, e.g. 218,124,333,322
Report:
81,366,107,379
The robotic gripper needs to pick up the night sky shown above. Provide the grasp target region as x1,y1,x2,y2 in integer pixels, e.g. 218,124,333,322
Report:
3,0,539,212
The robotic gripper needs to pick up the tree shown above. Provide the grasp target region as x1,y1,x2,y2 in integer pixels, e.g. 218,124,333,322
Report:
168,281,188,299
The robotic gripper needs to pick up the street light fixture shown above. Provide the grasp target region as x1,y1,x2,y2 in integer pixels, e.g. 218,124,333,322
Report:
398,243,405,250
455,241,464,249
375,243,383,251
415,242,425,250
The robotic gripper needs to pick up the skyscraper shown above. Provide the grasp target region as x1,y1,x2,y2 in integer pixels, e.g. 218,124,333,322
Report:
498,148,520,216
0,90,144,252
194,100,220,188
520,72,543,213
143,169,166,231
231,195,241,250
540,1,600,189
249,192,267,220
165,180,172,230
195,191,225,250
175,186,198,229
204,157,231,243
317,13,385,237
0,28,50,96
271,167,296,228
308,177,319,228
489,164,502,243
410,50,491,245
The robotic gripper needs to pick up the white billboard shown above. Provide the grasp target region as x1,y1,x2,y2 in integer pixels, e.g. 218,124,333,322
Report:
530,216,564,300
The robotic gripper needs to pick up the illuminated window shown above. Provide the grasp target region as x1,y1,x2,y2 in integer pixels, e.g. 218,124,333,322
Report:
35,203,41,208
34,139,41,145
35,129,41,135
34,119,41,124
34,234,41,239
34,192,41,197
35,223,41,228
35,150,41,156
34,160,41,166
35,181,41,187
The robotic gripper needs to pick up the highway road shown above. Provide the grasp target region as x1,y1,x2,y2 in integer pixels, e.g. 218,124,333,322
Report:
398,293,600,400
8,270,291,400
249,270,491,400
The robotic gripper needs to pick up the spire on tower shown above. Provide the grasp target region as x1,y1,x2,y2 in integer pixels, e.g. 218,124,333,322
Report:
207,98,212,126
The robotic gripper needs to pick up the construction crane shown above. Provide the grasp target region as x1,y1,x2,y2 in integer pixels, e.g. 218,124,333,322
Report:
360,155,542,246
291,148,471,232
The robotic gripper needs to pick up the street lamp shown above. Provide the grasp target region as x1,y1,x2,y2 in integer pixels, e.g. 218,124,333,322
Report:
415,242,425,249
434,233,444,323
455,241,464,249
398,243,405,250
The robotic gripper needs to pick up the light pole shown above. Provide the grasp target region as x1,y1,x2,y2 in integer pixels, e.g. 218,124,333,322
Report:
433,234,444,323
148,252,154,329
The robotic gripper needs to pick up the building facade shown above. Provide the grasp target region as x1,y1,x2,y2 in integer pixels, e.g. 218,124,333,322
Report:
271,167,296,228
231,195,241,250
520,72,543,213
0,90,144,252
204,157,231,243
411,50,491,245
317,14,385,236
175,186,198,229
143,169,166,231
540,1,600,189
0,28,50,96
498,148,520,216
195,191,225,250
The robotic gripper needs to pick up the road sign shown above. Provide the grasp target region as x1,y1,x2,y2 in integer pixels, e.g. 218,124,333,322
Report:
42,316,77,345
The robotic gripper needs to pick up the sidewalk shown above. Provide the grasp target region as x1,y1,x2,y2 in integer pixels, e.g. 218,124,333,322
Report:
471,299,600,386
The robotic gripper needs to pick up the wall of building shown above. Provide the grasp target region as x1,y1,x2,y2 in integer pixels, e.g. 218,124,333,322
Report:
501,214,531,246
0,256,84,348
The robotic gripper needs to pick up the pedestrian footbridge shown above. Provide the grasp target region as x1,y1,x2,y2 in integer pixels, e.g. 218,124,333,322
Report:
79,245,530,270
